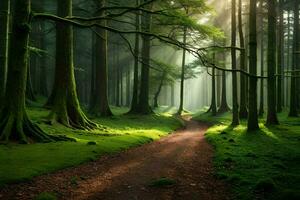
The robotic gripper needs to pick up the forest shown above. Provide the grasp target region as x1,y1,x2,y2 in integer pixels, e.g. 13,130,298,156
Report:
0,0,299,199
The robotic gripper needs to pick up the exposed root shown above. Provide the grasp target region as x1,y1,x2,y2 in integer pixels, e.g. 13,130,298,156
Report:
0,112,75,144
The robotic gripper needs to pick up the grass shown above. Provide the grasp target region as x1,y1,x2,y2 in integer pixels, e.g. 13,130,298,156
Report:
0,105,182,187
193,111,300,200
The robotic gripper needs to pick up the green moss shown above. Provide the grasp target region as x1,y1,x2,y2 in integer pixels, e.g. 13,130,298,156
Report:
193,111,300,200
0,106,182,186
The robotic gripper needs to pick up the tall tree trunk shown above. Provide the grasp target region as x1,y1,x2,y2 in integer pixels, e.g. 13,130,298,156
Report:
129,0,140,113
177,26,187,115
266,0,279,125
171,83,175,107
137,1,152,114
89,0,112,117
208,50,217,116
46,0,96,129
231,0,239,126
116,50,120,107
258,0,264,116
153,72,165,108
218,71,230,113
247,0,259,131
289,1,299,117
0,0,10,104
277,0,284,112
0,0,71,143
238,0,248,119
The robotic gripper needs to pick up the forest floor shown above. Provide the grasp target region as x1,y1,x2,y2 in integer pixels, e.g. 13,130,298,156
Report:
0,116,230,200
193,111,300,200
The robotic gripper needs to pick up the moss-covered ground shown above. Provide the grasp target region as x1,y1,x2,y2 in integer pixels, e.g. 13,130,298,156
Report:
193,111,300,200
0,105,182,187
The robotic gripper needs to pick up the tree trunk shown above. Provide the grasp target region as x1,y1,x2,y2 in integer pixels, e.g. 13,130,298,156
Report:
0,0,72,143
289,1,299,117
129,0,140,113
177,26,187,115
266,0,279,125
153,73,165,108
238,0,248,119
276,0,284,113
137,0,153,114
218,70,230,113
231,0,239,126
0,0,10,104
258,0,264,116
247,0,259,131
89,0,112,117
46,0,96,129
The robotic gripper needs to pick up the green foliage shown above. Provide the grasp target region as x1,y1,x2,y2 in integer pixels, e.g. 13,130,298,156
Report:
34,192,57,200
0,106,182,186
193,112,300,200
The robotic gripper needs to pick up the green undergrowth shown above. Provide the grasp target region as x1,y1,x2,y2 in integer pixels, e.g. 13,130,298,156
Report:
193,111,300,200
0,105,182,187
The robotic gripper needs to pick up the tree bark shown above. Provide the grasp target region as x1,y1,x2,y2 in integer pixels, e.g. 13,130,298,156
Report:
276,0,284,112
266,0,279,125
0,0,72,143
258,0,264,116
153,72,165,108
177,26,187,115
0,0,10,104
231,0,239,126
289,1,299,117
247,0,259,131
137,0,153,114
238,0,248,119
46,0,96,129
89,0,113,117
129,0,140,113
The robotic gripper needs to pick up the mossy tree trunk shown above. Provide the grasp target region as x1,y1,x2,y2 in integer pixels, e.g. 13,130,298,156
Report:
0,0,10,104
137,0,153,114
0,0,71,143
89,0,112,117
153,72,166,108
177,26,187,115
46,0,96,129
258,0,265,117
276,0,284,113
289,1,299,117
247,0,260,131
129,0,140,113
231,0,239,126
266,0,279,125
238,0,248,119
218,70,230,113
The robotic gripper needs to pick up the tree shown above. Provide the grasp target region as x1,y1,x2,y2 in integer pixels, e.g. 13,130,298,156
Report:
277,0,284,112
89,0,113,117
0,0,10,103
289,0,299,117
258,0,265,117
247,0,259,131
129,0,141,113
266,0,279,125
238,0,248,119
231,0,239,126
177,25,187,115
46,0,96,129
0,0,70,143
137,0,153,114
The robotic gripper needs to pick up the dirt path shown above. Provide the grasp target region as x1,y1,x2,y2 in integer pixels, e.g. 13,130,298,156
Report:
0,117,230,200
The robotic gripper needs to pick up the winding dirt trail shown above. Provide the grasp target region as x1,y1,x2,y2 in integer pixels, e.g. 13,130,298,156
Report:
0,117,230,200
